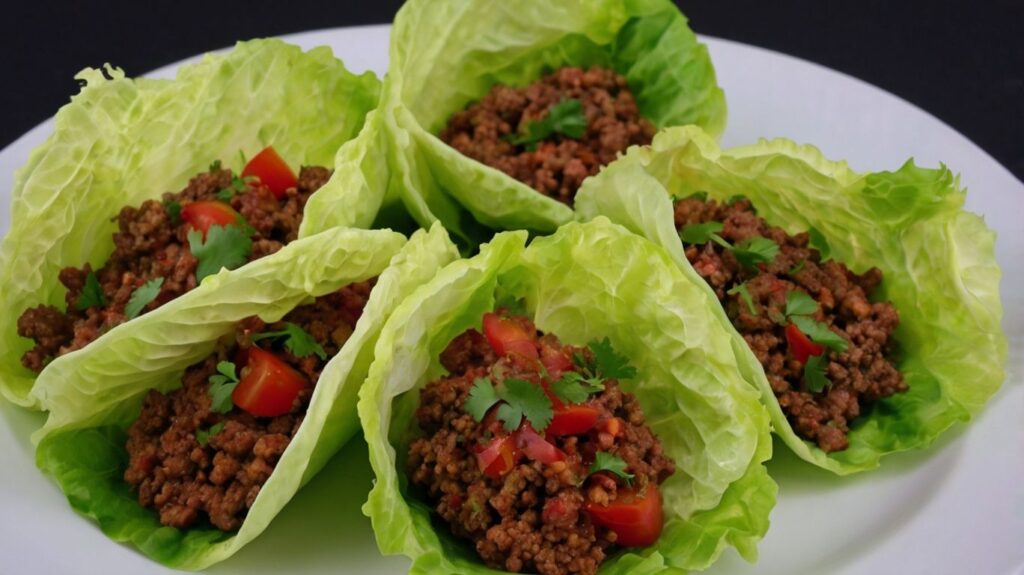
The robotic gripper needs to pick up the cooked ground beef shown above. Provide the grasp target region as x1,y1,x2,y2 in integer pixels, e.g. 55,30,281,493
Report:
674,197,906,452
123,279,373,531
17,163,331,372
408,315,674,575
440,67,656,205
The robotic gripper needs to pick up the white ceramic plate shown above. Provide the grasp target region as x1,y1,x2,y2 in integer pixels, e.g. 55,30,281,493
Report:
1,24,1021,575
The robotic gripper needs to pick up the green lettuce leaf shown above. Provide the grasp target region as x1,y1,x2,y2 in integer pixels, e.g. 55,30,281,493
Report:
576,125,1007,474
359,218,775,573
33,224,459,569
354,0,725,249
0,38,380,408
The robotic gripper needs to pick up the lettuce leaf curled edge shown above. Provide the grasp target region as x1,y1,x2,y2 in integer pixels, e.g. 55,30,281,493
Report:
34,224,460,570
0,38,381,408
359,218,776,573
575,125,1007,474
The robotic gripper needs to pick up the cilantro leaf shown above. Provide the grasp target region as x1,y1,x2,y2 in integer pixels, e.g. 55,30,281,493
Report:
785,290,819,318
215,175,248,201
588,338,637,380
728,282,757,316
251,322,327,360
465,378,501,422
732,236,780,268
790,316,848,353
124,278,164,320
196,421,225,446
804,354,831,393
188,224,253,282
506,99,587,149
163,199,182,226
75,271,106,311
788,259,806,275
209,159,222,172
551,372,603,404
589,452,634,483
808,227,831,262
208,361,240,413
496,403,525,433
502,378,552,432
679,221,725,245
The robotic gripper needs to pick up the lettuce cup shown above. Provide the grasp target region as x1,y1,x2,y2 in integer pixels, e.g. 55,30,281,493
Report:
0,38,381,408
576,126,1006,474
304,0,724,250
359,219,776,574
32,225,459,569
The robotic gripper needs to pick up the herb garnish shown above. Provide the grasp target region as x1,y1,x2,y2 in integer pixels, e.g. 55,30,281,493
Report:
467,378,553,433
76,271,106,310
196,421,225,446
208,361,240,413
678,221,780,268
550,372,604,404
788,259,806,275
188,224,253,282
589,452,634,483
209,160,222,172
727,282,757,316
803,354,830,393
163,199,182,226
251,322,327,360
215,175,249,201
506,99,587,150
124,277,164,320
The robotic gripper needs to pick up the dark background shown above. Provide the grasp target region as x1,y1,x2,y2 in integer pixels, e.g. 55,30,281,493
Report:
4,1,1022,180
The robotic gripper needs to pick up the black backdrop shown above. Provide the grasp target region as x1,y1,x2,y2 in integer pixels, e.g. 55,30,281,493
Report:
4,1,1022,180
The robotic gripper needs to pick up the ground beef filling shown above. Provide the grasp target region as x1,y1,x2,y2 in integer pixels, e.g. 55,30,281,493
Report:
407,321,674,575
674,197,906,452
123,280,373,531
17,164,331,372
440,67,656,205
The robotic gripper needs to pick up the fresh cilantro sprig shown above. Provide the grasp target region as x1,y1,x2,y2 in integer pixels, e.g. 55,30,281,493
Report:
678,221,779,268
727,282,757,316
784,290,818,317
774,290,849,393
466,377,552,433
215,175,255,201
585,337,638,381
76,271,106,310
506,99,587,150
163,199,182,226
803,354,830,393
788,259,806,275
550,372,604,404
209,160,222,172
251,322,327,360
124,278,164,320
208,361,240,413
589,452,634,484
789,316,848,352
196,421,225,446
188,224,253,282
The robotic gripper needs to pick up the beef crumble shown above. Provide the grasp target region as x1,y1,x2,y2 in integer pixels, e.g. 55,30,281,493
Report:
407,315,674,575
440,67,656,205
18,163,331,373
674,197,906,452
123,280,373,531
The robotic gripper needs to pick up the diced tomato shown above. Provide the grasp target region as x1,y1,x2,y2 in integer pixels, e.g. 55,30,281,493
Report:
181,201,241,238
596,417,624,438
547,405,599,437
482,312,538,359
514,424,565,464
540,342,573,379
786,322,825,364
231,347,309,417
474,435,519,479
585,485,664,547
241,146,298,199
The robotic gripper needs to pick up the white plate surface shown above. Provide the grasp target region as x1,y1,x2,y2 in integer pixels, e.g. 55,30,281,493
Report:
1,24,1022,575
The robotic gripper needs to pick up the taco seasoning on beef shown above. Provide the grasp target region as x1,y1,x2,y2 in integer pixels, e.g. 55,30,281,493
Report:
123,279,373,530
440,67,656,205
407,311,674,575
17,146,330,373
675,196,907,452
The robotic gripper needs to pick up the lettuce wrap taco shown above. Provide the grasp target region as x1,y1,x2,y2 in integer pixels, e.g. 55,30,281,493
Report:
359,218,776,574
304,0,725,249
33,224,459,569
0,38,381,408
575,125,1006,474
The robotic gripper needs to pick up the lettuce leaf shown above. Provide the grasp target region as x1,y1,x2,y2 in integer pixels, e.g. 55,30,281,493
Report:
576,125,1007,474
0,38,381,408
359,0,725,248
33,224,459,569
359,218,775,573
